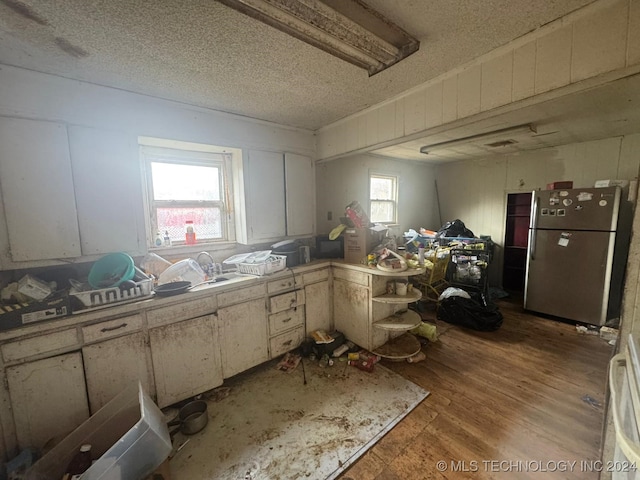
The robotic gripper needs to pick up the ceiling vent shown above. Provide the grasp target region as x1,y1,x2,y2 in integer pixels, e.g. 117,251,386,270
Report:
420,124,536,155
485,139,519,148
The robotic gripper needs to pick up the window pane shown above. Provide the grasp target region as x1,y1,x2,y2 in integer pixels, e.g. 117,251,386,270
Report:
157,207,222,241
370,201,394,223
370,177,394,200
151,162,220,201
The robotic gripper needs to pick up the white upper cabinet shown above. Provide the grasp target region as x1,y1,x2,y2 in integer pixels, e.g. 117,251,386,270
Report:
0,118,81,262
236,149,286,244
284,153,314,237
236,149,314,244
68,126,143,255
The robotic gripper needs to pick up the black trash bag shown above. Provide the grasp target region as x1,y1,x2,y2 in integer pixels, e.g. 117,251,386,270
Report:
435,219,475,238
437,293,503,331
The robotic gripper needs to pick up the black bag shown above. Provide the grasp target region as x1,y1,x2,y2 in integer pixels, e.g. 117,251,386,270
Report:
437,294,503,331
436,219,475,238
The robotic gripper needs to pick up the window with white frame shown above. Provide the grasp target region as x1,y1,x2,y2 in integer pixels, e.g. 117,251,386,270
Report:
140,140,235,246
369,173,398,223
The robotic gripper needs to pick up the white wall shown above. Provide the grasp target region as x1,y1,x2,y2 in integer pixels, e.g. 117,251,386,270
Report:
315,154,438,237
317,0,640,161
435,133,640,284
0,65,316,269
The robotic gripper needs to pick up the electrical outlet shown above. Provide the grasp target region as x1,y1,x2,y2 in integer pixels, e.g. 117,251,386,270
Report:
327,211,332,220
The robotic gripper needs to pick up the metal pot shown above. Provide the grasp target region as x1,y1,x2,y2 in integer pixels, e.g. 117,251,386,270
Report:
169,400,208,437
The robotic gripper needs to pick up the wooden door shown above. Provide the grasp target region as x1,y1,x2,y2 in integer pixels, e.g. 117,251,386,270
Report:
503,192,532,292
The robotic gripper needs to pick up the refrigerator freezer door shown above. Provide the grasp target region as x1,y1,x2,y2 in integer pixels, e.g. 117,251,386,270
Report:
533,186,620,231
524,229,615,325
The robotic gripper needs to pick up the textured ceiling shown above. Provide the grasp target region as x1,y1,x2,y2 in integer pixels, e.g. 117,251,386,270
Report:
0,0,596,130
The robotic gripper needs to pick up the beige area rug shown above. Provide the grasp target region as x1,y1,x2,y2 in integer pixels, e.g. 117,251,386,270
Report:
170,357,429,480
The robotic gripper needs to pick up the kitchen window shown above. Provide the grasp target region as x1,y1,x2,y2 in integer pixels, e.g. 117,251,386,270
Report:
140,138,236,246
369,173,397,223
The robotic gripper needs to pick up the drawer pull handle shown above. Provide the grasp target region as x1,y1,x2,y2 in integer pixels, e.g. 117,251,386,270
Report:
282,317,292,323
283,340,293,346
101,322,128,333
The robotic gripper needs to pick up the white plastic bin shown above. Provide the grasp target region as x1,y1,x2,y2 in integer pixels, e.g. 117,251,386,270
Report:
26,382,171,480
609,352,640,480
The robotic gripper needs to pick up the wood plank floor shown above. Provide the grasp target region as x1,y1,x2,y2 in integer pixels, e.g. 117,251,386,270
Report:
338,297,615,480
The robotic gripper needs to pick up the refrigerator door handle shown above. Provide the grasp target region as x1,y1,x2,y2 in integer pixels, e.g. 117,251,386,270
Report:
529,195,539,260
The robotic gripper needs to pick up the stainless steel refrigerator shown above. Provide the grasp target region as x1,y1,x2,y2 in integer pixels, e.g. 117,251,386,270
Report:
524,186,631,326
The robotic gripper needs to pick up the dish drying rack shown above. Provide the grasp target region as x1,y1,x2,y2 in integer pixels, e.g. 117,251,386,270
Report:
70,278,153,310
223,251,287,276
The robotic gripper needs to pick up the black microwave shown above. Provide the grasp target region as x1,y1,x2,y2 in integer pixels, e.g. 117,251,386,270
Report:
315,234,344,259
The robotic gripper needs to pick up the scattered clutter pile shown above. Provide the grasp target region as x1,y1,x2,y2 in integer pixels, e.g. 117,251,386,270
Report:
279,328,434,373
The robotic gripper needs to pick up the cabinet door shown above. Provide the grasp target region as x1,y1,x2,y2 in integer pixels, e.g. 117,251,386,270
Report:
68,126,144,256
82,332,154,413
305,280,331,335
333,279,370,349
6,352,89,450
242,150,286,243
284,153,314,236
219,298,269,378
0,118,81,262
149,315,223,408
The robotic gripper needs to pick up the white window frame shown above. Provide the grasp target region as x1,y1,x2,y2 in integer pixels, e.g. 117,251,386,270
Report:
369,172,398,224
139,137,237,248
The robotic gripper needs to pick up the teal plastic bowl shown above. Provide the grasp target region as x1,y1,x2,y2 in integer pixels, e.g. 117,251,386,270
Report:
88,252,136,289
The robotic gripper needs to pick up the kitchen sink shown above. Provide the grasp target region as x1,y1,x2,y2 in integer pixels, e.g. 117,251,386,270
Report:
188,272,256,292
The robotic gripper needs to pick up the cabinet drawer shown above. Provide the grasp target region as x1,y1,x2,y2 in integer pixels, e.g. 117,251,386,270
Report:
269,326,304,358
217,284,265,308
302,269,329,285
269,290,305,314
332,268,369,287
82,314,143,343
2,328,79,363
147,296,217,328
268,307,305,336
267,275,302,295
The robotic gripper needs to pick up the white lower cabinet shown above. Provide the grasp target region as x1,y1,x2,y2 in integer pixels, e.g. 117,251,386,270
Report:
219,298,269,379
304,280,331,335
332,278,370,349
149,315,223,408
269,327,304,358
82,331,154,413
6,352,89,450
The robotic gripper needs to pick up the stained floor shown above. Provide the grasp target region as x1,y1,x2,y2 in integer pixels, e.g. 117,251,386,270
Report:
338,297,614,480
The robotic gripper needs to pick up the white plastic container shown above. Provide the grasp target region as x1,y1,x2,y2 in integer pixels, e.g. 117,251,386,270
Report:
158,258,206,285
26,382,171,480
18,274,53,301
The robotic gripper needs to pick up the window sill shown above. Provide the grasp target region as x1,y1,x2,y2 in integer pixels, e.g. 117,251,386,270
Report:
148,241,238,257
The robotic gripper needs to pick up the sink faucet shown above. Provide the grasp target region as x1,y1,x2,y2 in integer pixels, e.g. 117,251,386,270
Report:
196,252,221,280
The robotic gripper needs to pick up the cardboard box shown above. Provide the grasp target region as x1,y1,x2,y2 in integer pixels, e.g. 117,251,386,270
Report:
344,228,379,265
546,181,573,190
0,293,71,331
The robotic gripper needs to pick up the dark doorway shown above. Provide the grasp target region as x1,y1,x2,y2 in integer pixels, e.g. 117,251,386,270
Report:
503,192,532,292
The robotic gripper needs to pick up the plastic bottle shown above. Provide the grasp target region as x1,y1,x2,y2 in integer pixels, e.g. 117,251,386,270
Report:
418,245,425,266
154,231,163,247
185,221,196,245
65,444,92,478
163,230,171,247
